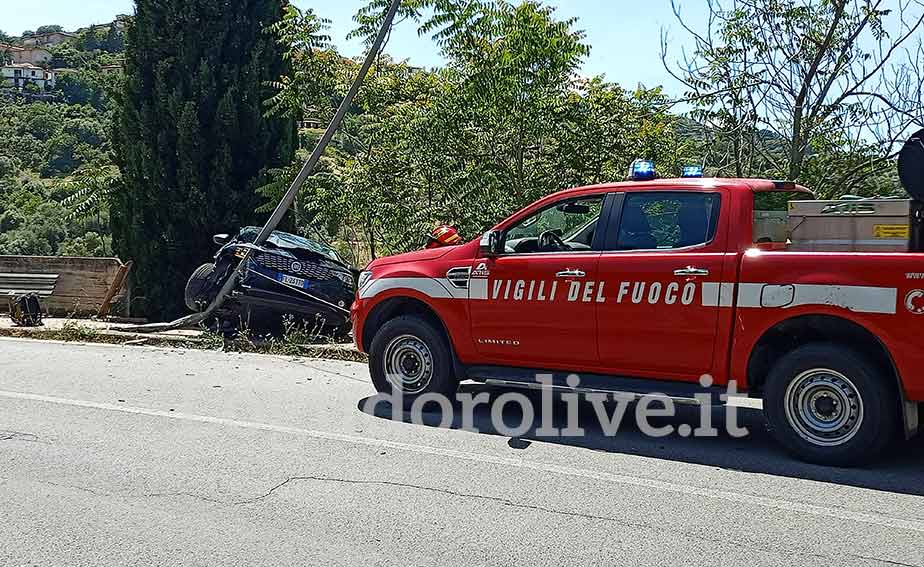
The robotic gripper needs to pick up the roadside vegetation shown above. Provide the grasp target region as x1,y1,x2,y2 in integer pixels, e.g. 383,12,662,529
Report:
1,0,922,320
0,22,125,257
0,317,368,362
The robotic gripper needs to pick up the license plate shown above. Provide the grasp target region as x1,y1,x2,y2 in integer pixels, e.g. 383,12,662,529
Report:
278,273,306,288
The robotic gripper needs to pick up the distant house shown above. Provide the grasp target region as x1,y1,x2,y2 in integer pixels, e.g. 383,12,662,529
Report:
0,43,53,66
100,64,122,75
1,63,56,90
22,31,77,47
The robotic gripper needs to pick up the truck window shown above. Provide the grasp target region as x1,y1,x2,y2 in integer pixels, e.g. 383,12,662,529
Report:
612,192,721,251
504,195,604,254
753,192,806,244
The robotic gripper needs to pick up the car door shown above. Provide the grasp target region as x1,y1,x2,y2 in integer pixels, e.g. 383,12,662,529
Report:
595,190,728,381
468,193,610,368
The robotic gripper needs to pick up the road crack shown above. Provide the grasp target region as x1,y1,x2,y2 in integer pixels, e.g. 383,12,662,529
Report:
238,475,921,566
0,475,228,505
142,491,227,505
30,478,113,497
0,430,48,444
238,475,637,528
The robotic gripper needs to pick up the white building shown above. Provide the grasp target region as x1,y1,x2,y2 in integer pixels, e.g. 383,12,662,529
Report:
1,63,56,90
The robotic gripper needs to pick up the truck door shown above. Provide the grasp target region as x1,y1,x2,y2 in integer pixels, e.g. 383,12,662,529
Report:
469,194,608,368
595,190,727,381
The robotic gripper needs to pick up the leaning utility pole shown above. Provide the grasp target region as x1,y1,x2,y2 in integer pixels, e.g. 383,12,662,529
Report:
127,0,403,332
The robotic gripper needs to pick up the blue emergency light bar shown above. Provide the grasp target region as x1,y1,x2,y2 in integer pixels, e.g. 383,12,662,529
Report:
682,165,704,178
630,159,656,181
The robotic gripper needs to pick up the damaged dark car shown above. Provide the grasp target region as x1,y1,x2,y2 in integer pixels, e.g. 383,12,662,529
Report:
184,227,357,338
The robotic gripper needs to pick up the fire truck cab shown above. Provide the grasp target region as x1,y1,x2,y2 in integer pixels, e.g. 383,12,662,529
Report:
351,160,924,466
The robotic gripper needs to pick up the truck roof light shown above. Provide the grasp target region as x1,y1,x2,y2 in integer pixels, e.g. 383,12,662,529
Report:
630,159,656,181
681,165,704,178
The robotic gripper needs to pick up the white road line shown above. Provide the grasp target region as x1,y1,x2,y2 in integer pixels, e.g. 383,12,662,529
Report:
0,388,920,533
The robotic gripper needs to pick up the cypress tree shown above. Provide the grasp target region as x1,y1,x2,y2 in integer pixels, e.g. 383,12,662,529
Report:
113,0,295,319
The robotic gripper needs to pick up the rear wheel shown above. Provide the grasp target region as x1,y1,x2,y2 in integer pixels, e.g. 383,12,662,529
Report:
764,343,899,466
185,263,216,312
369,315,458,406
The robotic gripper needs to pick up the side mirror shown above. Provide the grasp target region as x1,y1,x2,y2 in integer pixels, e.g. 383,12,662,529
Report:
213,233,230,246
479,230,504,256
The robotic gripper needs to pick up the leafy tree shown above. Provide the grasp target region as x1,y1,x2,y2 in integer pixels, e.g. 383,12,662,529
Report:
263,5,338,122
0,156,16,178
322,0,690,256
49,44,87,69
60,165,121,224
257,2,690,261
113,0,296,318
0,25,121,259
36,25,64,35
26,112,58,142
57,70,107,108
665,0,924,196
104,23,125,52
0,201,69,256
43,133,80,176
75,23,125,54
58,231,112,257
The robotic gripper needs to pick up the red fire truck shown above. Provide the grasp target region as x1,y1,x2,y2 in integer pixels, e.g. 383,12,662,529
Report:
351,137,924,466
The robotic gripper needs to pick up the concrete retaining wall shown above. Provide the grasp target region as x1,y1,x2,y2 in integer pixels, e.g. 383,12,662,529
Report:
0,256,130,316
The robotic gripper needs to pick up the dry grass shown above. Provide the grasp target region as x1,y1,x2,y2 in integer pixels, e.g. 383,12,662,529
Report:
0,318,368,363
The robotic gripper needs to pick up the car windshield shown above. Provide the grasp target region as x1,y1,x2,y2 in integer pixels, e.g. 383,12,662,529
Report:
236,227,343,263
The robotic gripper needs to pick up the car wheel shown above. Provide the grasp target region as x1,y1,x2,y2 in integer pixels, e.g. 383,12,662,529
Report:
764,343,899,466
369,315,458,405
185,263,216,312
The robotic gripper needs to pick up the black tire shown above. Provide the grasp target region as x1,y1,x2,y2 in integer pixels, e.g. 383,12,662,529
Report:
764,343,899,467
369,315,458,406
185,263,216,312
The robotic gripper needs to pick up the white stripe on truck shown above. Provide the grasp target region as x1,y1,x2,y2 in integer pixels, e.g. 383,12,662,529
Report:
701,283,736,307
736,283,897,314
359,277,457,300
360,276,897,314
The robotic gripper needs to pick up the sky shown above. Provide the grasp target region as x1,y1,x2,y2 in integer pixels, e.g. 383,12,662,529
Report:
1,0,707,95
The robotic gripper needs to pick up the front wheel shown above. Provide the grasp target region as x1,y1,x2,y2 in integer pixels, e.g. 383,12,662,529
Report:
185,263,217,312
764,343,899,466
369,315,458,405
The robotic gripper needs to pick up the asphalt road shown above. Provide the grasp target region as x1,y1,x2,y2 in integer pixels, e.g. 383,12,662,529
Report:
1,338,923,566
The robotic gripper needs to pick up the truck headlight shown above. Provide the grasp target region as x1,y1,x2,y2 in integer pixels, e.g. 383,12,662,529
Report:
357,270,373,291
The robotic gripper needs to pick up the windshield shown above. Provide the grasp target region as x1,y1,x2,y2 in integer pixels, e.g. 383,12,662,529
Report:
236,227,343,263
